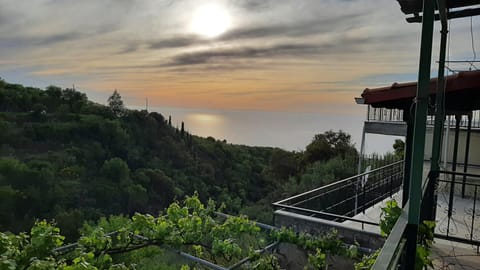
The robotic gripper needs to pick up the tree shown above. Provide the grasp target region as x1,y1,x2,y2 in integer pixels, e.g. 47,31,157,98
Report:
393,139,405,159
323,130,358,158
269,148,298,180
304,134,333,164
108,90,125,117
303,130,357,165
61,88,87,113
101,158,130,184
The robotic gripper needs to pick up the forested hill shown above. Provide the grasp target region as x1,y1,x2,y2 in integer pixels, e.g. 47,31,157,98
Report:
0,78,360,240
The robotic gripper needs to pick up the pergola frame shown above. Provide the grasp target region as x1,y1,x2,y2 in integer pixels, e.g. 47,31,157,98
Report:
363,0,480,268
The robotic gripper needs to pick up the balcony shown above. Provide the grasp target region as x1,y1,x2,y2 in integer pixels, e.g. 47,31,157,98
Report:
273,161,404,250
273,162,480,268
363,106,480,136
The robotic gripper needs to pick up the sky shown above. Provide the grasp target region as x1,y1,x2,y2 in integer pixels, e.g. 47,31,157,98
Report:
0,0,478,114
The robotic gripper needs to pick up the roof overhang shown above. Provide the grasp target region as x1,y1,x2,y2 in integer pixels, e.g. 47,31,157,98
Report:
396,0,480,22
358,70,480,112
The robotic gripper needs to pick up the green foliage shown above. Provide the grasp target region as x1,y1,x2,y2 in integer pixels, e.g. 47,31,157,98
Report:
1,196,363,269
101,158,130,184
354,249,379,270
415,220,435,270
0,80,370,269
357,199,436,270
379,200,402,237
308,248,327,269
0,220,65,270
269,148,299,180
108,90,125,118
393,139,405,159
271,228,358,269
304,130,358,165
251,254,281,270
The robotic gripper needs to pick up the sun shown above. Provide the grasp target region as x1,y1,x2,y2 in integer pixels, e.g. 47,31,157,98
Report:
190,4,231,38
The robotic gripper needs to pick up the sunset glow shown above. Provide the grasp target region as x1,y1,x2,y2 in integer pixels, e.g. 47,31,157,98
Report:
0,0,478,113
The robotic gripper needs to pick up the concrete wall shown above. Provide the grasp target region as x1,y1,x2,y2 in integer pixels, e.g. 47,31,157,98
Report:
364,121,480,167
274,210,385,250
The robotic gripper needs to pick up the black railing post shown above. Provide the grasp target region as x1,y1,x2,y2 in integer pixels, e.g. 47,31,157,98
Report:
462,112,473,198
447,114,461,234
470,186,477,242
362,175,366,214
389,175,393,197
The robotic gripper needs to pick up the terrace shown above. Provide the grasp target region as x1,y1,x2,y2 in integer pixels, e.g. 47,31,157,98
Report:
274,0,480,268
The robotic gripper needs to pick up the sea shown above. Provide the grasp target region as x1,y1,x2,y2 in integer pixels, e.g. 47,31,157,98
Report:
133,106,401,155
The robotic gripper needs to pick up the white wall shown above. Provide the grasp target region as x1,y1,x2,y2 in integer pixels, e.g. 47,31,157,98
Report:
424,128,480,167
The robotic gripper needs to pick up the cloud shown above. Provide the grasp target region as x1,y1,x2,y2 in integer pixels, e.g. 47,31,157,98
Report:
161,29,392,68
117,44,139,54
149,36,204,49
230,0,274,12
144,11,368,51
222,12,366,40
37,32,83,46
163,43,320,66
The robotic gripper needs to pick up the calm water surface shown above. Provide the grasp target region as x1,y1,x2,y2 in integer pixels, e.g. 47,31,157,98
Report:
137,106,399,154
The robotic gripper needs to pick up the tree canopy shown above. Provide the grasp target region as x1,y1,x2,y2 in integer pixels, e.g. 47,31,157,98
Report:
108,90,125,117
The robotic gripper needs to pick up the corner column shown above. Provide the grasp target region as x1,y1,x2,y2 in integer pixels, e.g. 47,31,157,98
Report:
405,0,435,268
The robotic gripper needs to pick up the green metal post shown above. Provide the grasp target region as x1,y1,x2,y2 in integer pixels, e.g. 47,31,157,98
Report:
429,0,448,220
405,0,435,268
402,114,414,207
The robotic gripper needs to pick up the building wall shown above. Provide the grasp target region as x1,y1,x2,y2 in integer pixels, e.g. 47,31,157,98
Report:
424,128,480,167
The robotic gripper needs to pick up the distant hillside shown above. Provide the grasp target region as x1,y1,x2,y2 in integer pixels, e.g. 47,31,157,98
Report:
0,78,359,240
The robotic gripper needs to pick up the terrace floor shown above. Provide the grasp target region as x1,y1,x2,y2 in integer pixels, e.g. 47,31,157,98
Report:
431,239,480,269
343,189,480,269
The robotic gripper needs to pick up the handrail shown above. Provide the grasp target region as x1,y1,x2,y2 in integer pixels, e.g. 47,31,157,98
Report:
371,203,409,270
273,160,404,205
367,106,480,129
438,170,480,178
437,179,480,186
272,204,379,226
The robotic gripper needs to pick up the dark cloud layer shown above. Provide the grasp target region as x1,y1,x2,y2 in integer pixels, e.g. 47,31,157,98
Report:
230,0,274,11
145,11,367,54
164,43,320,66
149,36,204,49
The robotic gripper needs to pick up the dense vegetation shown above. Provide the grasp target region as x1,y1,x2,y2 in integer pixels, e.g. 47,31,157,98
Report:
0,78,360,242
1,194,361,269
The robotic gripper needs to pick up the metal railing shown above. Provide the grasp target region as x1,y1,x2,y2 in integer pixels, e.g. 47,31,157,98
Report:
367,106,480,129
371,173,434,270
367,107,404,122
435,170,480,247
372,170,480,269
427,112,480,129
273,161,404,229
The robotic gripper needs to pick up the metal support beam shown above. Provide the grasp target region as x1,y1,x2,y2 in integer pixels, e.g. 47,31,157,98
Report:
402,115,414,207
447,114,461,235
428,0,448,221
358,124,367,174
407,7,480,23
405,0,435,268
462,112,473,198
